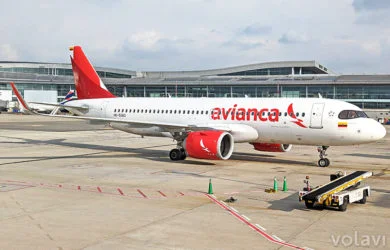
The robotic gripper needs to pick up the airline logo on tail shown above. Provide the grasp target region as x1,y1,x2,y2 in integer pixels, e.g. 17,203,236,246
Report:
69,46,115,100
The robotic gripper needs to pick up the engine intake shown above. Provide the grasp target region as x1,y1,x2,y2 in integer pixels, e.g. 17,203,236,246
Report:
251,143,292,152
183,131,234,160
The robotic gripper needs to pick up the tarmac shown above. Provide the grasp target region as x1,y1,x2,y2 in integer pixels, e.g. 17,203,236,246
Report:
0,113,389,250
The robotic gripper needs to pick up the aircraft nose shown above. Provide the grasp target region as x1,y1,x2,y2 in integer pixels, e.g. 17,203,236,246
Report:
375,123,387,140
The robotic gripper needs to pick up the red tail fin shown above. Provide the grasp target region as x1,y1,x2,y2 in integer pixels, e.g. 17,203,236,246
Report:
70,46,115,99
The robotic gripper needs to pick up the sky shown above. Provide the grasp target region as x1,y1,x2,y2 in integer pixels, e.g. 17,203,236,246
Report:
1,0,390,74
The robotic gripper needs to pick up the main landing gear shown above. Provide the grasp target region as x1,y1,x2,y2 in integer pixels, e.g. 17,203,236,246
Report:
317,146,330,167
169,134,188,161
169,148,187,161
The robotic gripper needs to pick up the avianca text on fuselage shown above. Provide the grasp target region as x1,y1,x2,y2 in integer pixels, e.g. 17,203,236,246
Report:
211,104,280,122
211,103,307,128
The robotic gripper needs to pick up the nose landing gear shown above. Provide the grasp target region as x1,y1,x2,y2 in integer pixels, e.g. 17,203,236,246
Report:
317,146,330,167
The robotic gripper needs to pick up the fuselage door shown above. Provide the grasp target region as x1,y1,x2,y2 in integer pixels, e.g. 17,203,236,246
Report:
310,103,325,129
102,101,109,118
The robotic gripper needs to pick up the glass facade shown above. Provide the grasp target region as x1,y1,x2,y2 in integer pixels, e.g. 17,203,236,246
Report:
219,66,326,76
1,63,389,109
145,86,166,97
220,67,292,76
2,82,390,109
166,85,186,97
208,86,231,97
0,66,132,78
123,84,390,108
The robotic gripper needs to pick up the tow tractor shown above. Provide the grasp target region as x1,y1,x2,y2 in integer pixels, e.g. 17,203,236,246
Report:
299,171,372,211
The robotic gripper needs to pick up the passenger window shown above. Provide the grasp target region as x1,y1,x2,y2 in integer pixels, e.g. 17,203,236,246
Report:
284,112,287,116
206,111,208,115
201,111,204,115
196,111,199,115
192,111,195,114
157,110,159,114
121,109,124,112
174,110,177,114
114,109,116,112
296,112,299,117
302,112,305,117
170,110,172,114
187,110,190,114
178,110,181,114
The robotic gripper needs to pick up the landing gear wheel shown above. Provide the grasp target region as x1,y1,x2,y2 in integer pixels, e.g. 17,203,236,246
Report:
339,197,349,212
305,200,314,209
180,148,187,160
317,146,330,167
359,191,367,204
169,149,182,161
318,158,329,168
324,158,330,167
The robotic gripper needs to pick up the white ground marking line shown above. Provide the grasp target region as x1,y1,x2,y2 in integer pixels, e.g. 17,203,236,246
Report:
230,207,238,213
242,214,251,221
272,235,285,242
255,224,266,231
303,247,315,250
220,201,227,206
207,195,305,250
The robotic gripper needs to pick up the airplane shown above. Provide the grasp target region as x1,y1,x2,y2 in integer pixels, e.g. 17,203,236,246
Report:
16,89,76,114
10,46,387,167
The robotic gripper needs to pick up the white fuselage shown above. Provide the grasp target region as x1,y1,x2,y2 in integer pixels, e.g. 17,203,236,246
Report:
67,97,386,146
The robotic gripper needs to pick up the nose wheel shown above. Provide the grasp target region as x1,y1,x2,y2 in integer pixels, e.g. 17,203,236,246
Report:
317,146,330,167
169,148,187,161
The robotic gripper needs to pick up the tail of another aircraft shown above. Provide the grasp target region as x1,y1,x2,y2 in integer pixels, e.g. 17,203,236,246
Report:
10,82,33,114
69,46,115,100
60,90,76,104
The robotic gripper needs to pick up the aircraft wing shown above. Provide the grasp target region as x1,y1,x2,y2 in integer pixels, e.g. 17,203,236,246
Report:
41,113,229,132
29,102,89,110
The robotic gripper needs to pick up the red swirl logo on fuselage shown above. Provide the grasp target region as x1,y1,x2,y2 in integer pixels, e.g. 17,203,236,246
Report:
211,103,307,128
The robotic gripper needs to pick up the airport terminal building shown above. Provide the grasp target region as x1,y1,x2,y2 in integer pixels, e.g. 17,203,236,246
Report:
1,60,390,113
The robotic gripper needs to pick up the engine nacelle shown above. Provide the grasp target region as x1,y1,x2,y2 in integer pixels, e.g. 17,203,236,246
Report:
183,131,234,160
251,143,292,152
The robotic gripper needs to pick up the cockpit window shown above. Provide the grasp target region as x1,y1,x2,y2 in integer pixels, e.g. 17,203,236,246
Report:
338,110,368,119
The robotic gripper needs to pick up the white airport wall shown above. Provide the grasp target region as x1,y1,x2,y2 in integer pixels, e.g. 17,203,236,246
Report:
24,90,57,103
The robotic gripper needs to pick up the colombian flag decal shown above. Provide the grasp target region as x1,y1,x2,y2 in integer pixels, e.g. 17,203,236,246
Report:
338,122,348,128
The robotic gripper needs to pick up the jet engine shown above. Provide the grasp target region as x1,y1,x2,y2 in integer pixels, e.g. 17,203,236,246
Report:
251,143,292,152
183,131,234,160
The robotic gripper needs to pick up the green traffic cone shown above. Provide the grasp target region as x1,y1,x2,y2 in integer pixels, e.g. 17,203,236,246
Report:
208,179,213,194
283,176,288,192
273,177,278,192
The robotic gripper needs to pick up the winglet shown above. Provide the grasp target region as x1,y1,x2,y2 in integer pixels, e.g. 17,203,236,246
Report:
10,82,33,114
